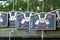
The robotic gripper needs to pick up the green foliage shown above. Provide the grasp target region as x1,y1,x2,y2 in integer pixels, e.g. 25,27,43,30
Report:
14,0,27,11
0,0,60,12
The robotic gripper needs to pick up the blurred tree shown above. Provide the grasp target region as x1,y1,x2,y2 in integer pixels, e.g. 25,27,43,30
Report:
14,0,27,12
0,0,60,12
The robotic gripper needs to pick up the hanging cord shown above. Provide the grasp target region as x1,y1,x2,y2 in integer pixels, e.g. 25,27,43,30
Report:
42,0,44,12
56,11,60,18
27,0,29,12
12,0,14,11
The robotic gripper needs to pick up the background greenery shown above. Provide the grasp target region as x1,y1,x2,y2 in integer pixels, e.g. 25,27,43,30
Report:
0,0,60,12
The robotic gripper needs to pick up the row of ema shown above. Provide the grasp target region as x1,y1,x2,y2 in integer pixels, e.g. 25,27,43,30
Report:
0,10,60,30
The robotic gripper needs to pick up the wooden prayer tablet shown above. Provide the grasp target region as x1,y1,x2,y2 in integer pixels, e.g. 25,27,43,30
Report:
16,12,33,29
0,12,8,27
9,11,17,27
49,10,60,27
30,12,56,30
